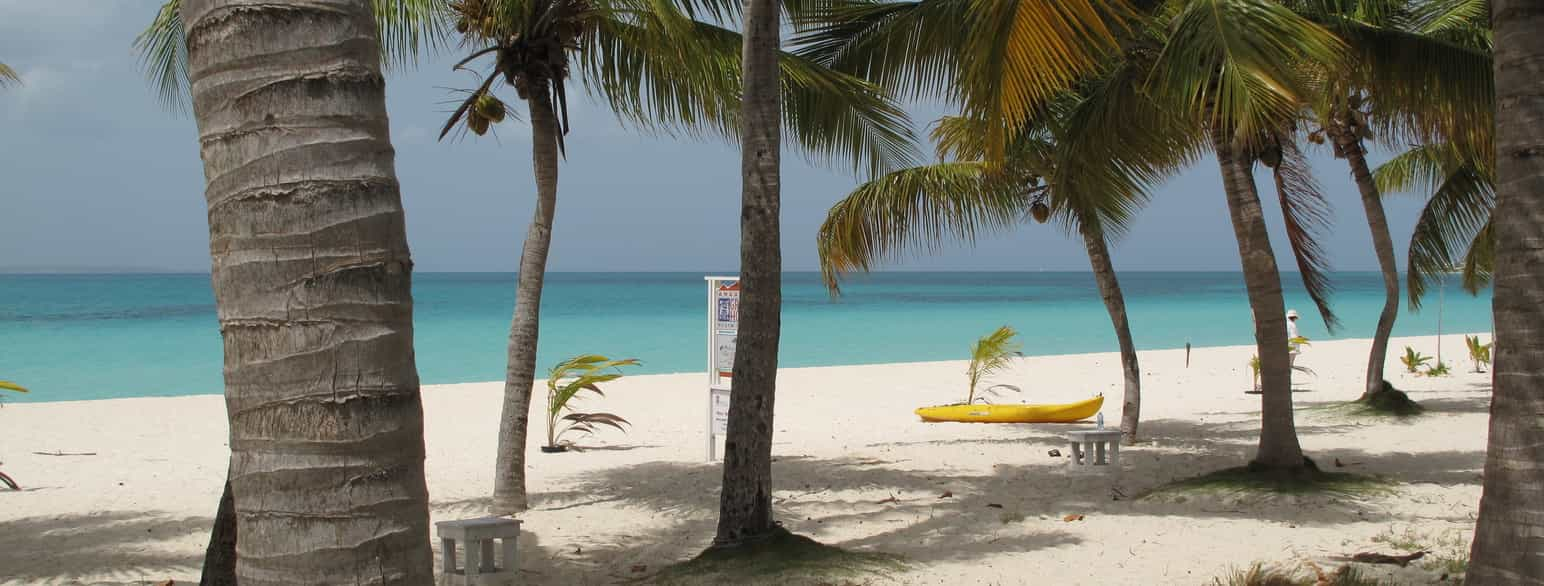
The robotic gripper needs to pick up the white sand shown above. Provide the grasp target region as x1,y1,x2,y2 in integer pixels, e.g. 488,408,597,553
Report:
0,333,1492,585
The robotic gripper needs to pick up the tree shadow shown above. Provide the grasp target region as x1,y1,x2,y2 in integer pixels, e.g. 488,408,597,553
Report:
0,511,206,584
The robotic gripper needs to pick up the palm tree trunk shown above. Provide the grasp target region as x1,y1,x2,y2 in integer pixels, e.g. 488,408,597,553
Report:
1329,118,1398,401
713,0,782,547
1211,127,1306,471
1078,221,1141,444
1467,1,1544,580
492,88,561,514
198,474,236,586
182,0,434,582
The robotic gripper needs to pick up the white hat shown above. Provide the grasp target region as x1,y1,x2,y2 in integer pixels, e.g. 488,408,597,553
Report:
1286,309,1300,319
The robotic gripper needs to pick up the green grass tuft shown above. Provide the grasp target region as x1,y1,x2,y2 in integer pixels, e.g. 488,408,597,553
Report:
649,527,908,585
1371,527,1470,577
1210,563,1401,586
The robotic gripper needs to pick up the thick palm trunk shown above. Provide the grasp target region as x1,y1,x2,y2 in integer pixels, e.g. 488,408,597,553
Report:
198,474,236,586
182,0,434,582
1211,127,1306,471
492,90,561,514
1078,221,1141,444
1329,120,1398,400
1467,1,1544,580
713,0,782,547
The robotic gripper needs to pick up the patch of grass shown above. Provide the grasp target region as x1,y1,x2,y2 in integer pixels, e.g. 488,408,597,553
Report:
1371,527,1470,577
1142,462,1391,501
1209,563,1399,586
650,527,908,586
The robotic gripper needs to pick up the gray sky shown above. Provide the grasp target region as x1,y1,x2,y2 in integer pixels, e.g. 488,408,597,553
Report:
0,0,1433,273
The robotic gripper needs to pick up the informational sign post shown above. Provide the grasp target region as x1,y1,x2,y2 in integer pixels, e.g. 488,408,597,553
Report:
705,276,739,461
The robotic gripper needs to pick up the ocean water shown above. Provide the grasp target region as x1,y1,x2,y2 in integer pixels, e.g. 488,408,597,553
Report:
0,272,1493,403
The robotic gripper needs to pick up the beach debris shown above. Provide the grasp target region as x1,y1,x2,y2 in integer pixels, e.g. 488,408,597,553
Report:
1047,448,1062,457
877,493,900,505
986,503,1003,509
1350,550,1427,566
630,564,647,573
1063,514,1085,522
32,451,96,457
938,490,953,499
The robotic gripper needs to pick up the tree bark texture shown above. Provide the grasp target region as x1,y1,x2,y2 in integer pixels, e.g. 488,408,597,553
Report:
491,88,562,514
183,0,434,582
1211,127,1306,470
1328,116,1399,401
1468,1,1544,581
713,0,783,547
1078,221,1142,445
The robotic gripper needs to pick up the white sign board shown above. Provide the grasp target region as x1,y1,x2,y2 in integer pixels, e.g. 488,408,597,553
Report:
705,276,739,461
710,388,731,435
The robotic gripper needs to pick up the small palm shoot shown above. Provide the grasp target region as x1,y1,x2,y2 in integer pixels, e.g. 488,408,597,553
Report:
1465,335,1492,373
1249,354,1315,392
544,355,640,452
1400,347,1432,374
965,326,1023,404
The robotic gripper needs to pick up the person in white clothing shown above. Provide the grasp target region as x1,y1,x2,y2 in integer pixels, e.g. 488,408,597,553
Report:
1286,309,1302,367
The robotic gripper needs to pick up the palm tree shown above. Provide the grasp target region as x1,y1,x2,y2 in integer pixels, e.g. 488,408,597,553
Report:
142,0,917,516
1287,0,1493,401
434,0,916,514
1467,0,1544,580
817,73,1196,444
179,0,434,582
713,0,782,547
0,62,18,88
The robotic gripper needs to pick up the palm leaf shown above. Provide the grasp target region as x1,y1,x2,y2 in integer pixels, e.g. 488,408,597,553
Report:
1267,133,1339,331
793,0,1134,156
1460,218,1493,294
582,13,919,175
966,325,1022,403
0,62,20,89
816,162,1031,293
1148,0,1344,147
1403,164,1493,309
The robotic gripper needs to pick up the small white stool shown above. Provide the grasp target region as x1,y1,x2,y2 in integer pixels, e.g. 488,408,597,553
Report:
1067,429,1124,467
436,516,522,585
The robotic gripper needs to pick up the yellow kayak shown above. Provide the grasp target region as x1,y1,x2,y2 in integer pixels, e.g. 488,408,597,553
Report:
915,395,1104,423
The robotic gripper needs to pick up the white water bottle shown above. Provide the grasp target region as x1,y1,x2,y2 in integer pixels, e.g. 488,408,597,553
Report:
1097,413,1104,429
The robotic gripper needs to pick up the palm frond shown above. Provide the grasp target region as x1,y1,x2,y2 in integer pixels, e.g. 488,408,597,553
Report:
966,325,1022,403
1412,0,1490,49
1460,217,1493,294
374,0,454,69
0,62,19,89
1404,164,1493,309
1373,142,1462,195
816,162,1032,293
582,13,919,175
1149,0,1344,146
1266,133,1339,331
1337,22,1492,162
134,0,188,113
794,0,1134,156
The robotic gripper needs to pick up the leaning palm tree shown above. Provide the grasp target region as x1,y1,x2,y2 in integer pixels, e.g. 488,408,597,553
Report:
818,71,1197,445
179,0,434,582
435,0,917,514
1467,1,1544,580
1289,0,1493,401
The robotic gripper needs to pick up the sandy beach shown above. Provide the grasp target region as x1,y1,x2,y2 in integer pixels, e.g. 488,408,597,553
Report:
0,333,1492,585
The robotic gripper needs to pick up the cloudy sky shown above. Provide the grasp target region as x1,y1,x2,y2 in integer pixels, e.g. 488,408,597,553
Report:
0,0,1433,273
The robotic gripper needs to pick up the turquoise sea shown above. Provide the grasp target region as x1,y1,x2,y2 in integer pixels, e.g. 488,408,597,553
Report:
0,272,1492,403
